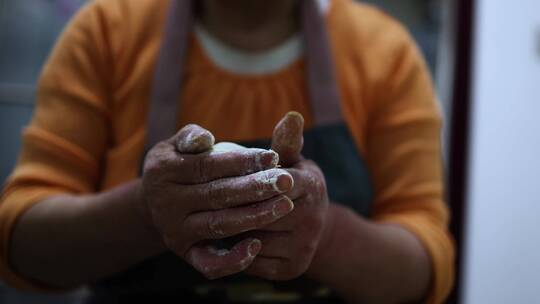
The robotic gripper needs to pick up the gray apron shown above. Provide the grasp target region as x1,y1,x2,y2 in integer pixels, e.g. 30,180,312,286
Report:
89,0,372,302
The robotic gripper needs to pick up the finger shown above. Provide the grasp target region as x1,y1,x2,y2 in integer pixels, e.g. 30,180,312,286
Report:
255,207,299,232
283,167,305,201
184,196,294,240
245,256,299,281
185,238,261,279
271,111,304,167
255,196,325,232
145,147,279,184
238,231,293,258
185,149,280,184
284,160,326,201
185,168,294,211
173,124,215,154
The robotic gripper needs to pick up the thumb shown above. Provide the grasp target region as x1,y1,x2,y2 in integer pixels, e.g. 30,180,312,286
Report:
271,111,304,167
173,124,215,154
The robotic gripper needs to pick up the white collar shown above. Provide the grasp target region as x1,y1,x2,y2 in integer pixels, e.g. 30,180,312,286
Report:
195,0,330,76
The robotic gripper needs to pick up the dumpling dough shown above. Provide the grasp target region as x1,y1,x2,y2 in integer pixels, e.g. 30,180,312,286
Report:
211,142,248,153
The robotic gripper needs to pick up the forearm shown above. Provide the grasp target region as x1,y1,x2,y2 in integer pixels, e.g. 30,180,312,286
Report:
307,204,431,303
9,179,165,289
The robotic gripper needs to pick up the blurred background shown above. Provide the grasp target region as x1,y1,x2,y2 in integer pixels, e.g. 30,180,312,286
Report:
1,0,539,303
0,0,86,184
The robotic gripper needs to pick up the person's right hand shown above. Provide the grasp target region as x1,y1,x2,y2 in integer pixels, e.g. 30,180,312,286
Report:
140,124,295,279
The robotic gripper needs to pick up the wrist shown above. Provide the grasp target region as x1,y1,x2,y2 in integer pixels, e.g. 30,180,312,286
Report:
133,180,152,228
130,179,165,252
306,202,344,280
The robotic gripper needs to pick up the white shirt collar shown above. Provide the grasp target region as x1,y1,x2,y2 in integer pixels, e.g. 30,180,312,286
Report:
195,0,331,76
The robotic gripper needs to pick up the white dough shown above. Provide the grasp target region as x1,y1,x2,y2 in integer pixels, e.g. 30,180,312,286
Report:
211,142,248,153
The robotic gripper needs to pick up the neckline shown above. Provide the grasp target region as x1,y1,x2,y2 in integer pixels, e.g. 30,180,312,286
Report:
193,0,332,76
194,24,303,76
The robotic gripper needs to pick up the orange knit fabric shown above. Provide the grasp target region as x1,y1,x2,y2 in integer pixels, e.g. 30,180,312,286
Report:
0,0,454,302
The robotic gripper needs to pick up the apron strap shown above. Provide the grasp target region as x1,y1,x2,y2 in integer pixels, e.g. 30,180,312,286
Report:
144,0,343,152
145,0,193,152
301,0,343,125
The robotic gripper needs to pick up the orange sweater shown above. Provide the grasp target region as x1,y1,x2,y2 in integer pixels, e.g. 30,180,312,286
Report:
0,0,454,302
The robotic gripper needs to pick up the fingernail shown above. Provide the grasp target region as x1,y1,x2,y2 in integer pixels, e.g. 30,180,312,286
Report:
260,150,279,168
273,197,294,217
275,173,294,192
248,239,262,257
286,111,305,124
191,131,215,148
178,129,215,153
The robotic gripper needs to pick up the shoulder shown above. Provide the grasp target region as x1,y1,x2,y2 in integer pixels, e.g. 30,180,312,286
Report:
328,0,431,112
329,0,416,53
329,0,422,81
55,0,170,55
58,0,171,87
86,0,170,21
76,0,169,39
61,0,170,58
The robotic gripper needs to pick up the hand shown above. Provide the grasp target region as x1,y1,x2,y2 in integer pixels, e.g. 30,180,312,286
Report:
244,112,332,280
140,124,295,279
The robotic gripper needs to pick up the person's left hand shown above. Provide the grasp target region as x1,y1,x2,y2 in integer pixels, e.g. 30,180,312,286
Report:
244,112,333,280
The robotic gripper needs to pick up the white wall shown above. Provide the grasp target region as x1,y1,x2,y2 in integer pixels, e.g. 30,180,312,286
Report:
463,0,540,303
